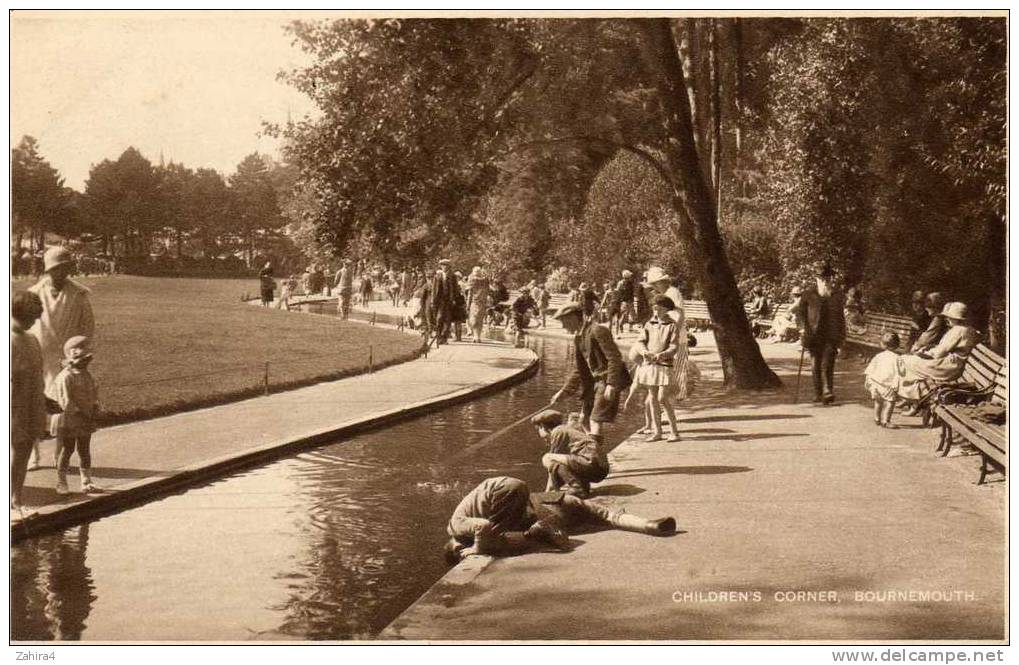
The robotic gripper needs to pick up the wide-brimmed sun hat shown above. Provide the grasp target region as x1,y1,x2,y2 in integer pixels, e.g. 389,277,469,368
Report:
643,266,672,285
942,302,968,321
43,246,74,272
438,258,452,266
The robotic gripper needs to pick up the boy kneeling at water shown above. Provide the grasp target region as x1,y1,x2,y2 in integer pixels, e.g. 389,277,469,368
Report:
531,409,608,498
444,476,677,564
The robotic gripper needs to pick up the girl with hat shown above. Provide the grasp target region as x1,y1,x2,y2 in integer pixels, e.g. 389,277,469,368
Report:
624,295,682,442
896,301,979,407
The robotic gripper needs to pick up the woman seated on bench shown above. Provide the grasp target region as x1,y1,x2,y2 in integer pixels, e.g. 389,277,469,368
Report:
896,301,979,415
768,287,803,343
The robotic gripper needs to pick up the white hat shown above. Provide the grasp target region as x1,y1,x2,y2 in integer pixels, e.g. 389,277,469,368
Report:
43,246,74,272
942,302,968,321
644,266,672,285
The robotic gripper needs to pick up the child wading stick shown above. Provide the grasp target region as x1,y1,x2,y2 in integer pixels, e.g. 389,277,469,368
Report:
447,405,550,464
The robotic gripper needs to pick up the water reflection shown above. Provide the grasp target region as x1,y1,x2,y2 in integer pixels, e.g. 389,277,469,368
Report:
11,525,96,640
11,334,646,641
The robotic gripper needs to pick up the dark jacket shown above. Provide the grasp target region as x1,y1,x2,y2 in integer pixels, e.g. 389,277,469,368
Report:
427,270,460,324
791,285,846,348
911,313,950,353
563,321,631,393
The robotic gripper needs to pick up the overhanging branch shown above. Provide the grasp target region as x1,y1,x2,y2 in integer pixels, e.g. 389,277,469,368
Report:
506,135,676,190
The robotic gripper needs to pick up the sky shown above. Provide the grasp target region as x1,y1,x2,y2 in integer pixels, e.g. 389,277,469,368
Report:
10,11,321,191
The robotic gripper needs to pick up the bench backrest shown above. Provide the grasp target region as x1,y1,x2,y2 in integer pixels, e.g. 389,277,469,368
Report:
961,343,1006,393
992,362,1008,406
684,300,712,324
845,312,915,349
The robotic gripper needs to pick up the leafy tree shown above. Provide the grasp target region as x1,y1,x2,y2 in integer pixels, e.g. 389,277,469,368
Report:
11,136,76,249
754,18,1005,349
83,147,161,258
154,161,195,258
187,167,234,258
280,17,780,388
228,153,286,267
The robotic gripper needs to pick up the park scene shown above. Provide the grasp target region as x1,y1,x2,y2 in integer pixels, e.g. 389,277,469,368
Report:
9,12,1006,644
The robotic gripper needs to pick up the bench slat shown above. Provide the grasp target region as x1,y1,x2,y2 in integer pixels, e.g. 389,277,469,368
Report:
936,405,1008,467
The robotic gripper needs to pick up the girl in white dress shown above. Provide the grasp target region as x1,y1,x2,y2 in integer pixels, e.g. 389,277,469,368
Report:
626,295,682,442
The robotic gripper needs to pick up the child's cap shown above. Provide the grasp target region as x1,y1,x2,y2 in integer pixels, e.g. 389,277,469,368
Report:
63,335,93,366
63,335,92,357
881,332,900,350
530,409,564,430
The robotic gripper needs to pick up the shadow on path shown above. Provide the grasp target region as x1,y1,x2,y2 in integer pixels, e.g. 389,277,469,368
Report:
609,465,753,479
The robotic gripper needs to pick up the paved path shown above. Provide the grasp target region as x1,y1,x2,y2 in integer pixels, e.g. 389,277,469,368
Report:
384,336,1006,642
14,317,537,541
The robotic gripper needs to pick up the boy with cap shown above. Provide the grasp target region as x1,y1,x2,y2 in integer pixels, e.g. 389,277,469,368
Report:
444,476,677,563
531,409,609,497
549,303,631,439
48,336,100,494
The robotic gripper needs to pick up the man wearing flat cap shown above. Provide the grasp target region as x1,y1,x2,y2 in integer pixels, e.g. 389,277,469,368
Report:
550,303,631,440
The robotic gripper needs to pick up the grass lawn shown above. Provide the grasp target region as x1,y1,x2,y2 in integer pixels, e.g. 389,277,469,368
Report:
11,275,422,424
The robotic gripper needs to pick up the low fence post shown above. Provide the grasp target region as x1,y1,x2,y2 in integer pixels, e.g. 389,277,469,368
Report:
369,345,374,373
264,362,270,396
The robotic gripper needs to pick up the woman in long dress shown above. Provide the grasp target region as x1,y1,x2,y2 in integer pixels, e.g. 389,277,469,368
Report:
465,266,490,343
897,301,979,404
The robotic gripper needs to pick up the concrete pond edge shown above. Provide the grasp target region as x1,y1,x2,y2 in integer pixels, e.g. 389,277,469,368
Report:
12,346,540,543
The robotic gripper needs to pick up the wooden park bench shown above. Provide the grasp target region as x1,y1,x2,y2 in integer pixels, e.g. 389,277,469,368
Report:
684,300,713,330
746,303,792,338
844,311,916,352
928,344,1007,484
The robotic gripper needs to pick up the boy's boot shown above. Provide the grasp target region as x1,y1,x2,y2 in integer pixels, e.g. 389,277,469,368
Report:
609,511,677,536
80,468,98,493
55,467,69,495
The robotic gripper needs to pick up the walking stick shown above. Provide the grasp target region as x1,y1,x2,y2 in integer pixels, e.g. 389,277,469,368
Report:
794,346,806,404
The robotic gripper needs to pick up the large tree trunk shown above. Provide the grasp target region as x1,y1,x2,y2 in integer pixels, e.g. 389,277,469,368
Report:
638,17,780,390
985,212,1006,356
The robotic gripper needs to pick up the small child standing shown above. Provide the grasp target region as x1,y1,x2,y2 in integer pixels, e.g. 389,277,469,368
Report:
48,335,100,494
624,295,681,442
864,332,901,428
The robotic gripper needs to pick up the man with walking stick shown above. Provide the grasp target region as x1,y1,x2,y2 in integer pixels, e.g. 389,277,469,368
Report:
791,263,846,405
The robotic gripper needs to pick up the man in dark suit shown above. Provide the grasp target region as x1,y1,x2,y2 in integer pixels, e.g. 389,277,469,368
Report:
791,263,846,404
550,303,631,438
428,258,460,344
